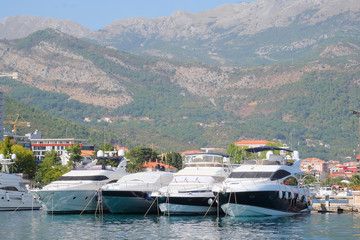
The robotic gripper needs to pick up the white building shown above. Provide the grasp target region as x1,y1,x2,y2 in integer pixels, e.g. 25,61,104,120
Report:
26,130,92,164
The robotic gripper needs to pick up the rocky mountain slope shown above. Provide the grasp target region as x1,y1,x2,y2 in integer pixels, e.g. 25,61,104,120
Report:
0,15,92,40
0,29,359,160
1,29,358,111
1,0,359,65
0,0,359,160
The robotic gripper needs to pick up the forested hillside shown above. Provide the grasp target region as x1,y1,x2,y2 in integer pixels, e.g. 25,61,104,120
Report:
3,95,133,149
0,20,359,161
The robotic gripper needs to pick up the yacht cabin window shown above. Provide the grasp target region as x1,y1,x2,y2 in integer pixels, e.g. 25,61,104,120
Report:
0,186,19,191
185,155,223,164
270,170,291,181
57,175,109,181
282,176,298,186
229,172,273,179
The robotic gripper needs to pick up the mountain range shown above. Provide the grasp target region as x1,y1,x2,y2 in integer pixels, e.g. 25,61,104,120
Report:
0,0,360,160
1,0,359,66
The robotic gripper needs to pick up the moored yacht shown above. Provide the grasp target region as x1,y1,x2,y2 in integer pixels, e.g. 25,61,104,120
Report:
0,154,42,211
213,147,312,217
31,150,128,213
151,152,232,215
101,171,173,214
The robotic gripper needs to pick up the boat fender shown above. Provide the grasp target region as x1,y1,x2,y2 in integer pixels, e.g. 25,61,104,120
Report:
285,192,289,200
208,198,213,205
22,193,25,203
146,193,152,201
278,191,283,199
292,192,296,200
5,192,9,201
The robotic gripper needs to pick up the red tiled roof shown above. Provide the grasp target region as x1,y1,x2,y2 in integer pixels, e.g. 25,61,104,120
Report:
234,140,274,145
141,161,176,169
81,150,94,156
115,146,129,152
181,150,202,156
302,158,326,163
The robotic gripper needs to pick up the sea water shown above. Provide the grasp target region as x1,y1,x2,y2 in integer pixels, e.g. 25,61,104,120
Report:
1,211,359,239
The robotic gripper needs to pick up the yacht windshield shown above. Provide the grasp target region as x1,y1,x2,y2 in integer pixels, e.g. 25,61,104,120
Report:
270,170,291,181
229,172,273,179
185,155,224,164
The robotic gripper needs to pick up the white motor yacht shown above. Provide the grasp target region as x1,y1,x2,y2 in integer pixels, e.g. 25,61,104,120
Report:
152,152,232,215
0,154,41,211
31,150,128,213
213,147,312,217
101,171,173,214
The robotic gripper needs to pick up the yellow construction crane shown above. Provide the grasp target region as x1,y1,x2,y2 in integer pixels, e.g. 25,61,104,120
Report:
4,114,30,134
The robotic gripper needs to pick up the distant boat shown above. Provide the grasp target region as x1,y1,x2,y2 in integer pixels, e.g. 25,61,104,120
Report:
101,171,173,214
31,150,128,213
213,147,312,217
0,154,41,211
314,186,352,197
315,187,335,197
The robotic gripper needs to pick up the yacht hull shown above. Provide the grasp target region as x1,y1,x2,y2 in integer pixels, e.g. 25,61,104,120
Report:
102,190,155,214
157,196,218,215
32,190,104,213
219,191,311,217
0,190,41,211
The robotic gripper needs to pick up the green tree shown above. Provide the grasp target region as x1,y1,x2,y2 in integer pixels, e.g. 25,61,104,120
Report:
303,173,318,185
0,137,36,178
163,151,182,170
36,150,70,185
226,143,249,164
2,136,13,156
126,146,159,173
11,145,36,178
99,143,115,151
66,143,83,166
350,174,360,190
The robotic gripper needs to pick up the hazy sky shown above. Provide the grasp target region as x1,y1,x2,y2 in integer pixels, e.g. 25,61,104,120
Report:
1,0,254,30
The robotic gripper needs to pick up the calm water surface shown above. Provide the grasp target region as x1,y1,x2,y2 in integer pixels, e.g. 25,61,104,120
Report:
1,211,359,239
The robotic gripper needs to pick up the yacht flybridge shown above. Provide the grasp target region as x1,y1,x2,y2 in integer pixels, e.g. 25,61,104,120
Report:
0,154,41,211
31,150,128,213
151,152,232,215
213,147,312,217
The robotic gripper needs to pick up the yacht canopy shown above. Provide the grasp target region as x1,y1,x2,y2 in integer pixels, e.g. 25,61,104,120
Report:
245,146,293,153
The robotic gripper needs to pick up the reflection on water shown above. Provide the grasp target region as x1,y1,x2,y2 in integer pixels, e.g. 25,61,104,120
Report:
1,211,359,239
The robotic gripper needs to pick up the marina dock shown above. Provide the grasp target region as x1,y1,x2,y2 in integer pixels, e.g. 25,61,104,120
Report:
311,191,360,213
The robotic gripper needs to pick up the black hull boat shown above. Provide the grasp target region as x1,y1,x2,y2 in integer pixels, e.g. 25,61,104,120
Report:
213,147,312,217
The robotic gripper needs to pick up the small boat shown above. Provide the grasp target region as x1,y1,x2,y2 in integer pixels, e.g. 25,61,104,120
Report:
316,187,335,197
31,150,128,214
151,152,232,215
0,154,41,211
101,171,173,214
213,147,312,217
